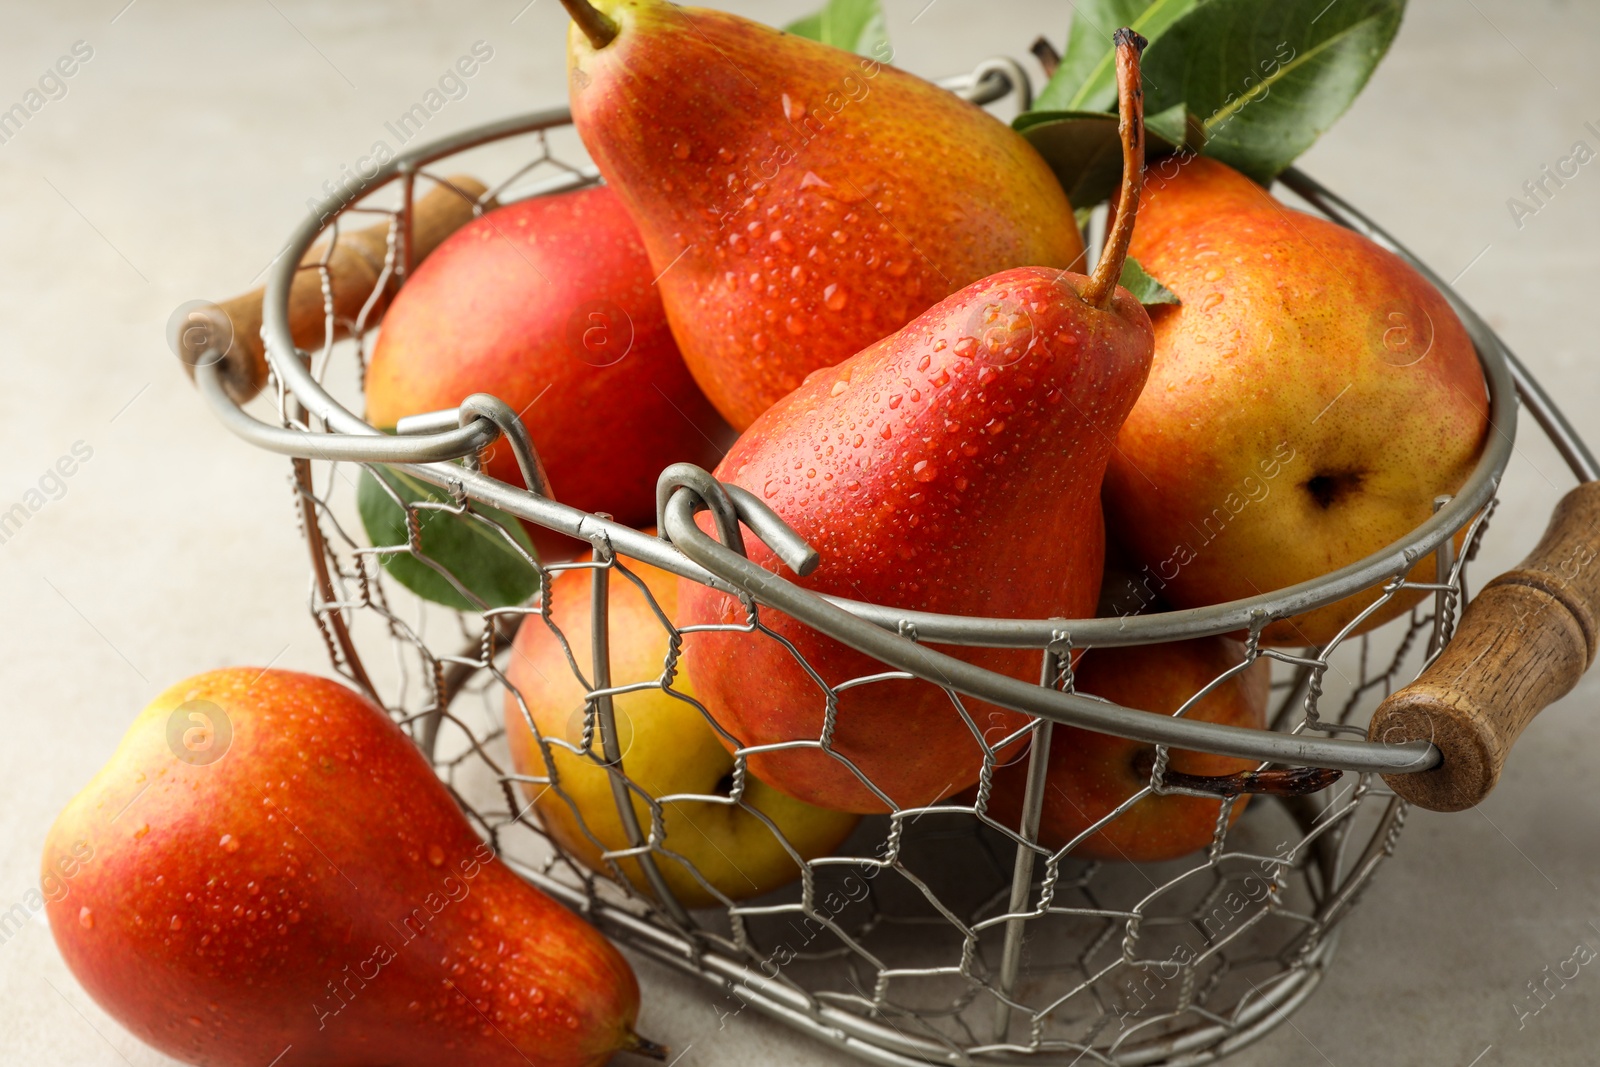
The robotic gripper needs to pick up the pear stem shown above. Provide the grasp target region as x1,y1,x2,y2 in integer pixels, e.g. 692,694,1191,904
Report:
622,1030,670,1060
1162,765,1343,798
558,0,620,48
1082,28,1147,310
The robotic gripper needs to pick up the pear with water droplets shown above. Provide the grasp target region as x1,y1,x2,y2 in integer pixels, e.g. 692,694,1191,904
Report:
557,0,1083,430
676,33,1155,812
1101,156,1490,646
42,668,660,1066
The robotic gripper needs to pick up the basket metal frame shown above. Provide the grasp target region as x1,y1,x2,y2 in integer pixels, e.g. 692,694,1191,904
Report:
189,57,1599,1067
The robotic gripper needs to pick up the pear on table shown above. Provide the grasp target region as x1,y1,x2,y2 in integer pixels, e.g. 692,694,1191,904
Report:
43,668,661,1067
555,0,1084,429
676,30,1155,813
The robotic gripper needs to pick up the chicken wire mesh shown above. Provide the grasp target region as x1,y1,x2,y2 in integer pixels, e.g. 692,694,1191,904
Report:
191,63,1539,1066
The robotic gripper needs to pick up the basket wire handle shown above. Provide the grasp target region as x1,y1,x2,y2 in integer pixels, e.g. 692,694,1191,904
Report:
657,463,747,561
656,464,822,579
1370,479,1600,811
457,393,553,501
661,472,1440,775
656,465,822,579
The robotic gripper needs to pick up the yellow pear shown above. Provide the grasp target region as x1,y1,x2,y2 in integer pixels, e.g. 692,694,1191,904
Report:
504,552,858,908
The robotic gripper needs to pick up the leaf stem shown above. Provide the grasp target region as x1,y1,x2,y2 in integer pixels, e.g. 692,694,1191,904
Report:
1082,28,1147,310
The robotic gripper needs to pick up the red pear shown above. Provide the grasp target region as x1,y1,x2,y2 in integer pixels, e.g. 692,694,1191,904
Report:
43,668,656,1067
983,638,1269,862
557,0,1084,429
365,185,729,560
676,32,1155,813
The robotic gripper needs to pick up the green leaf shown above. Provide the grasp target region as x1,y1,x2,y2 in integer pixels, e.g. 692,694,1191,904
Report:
1142,100,1192,148
1141,0,1406,182
1120,255,1181,305
1023,0,1406,194
1015,111,1126,209
1037,0,1198,113
783,0,889,58
357,466,539,612
1015,110,1181,209
786,10,825,40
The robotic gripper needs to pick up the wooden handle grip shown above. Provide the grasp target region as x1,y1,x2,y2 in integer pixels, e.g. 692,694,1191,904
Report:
188,175,490,405
1370,481,1600,811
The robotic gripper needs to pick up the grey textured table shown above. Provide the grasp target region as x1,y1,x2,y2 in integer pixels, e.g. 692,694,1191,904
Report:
2,1,1597,1064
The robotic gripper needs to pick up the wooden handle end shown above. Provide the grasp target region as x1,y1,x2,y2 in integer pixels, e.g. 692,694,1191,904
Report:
174,296,267,406
1369,482,1600,811
1372,681,1519,812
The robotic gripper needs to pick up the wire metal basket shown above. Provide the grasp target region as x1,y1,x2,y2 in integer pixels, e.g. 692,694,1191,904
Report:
188,59,1597,1066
